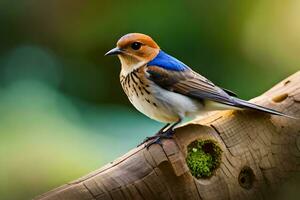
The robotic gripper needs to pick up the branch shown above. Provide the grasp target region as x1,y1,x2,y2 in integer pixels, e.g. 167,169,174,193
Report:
35,71,300,200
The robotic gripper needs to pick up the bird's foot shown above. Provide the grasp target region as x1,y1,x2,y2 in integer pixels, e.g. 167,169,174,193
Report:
137,124,170,146
140,135,159,145
139,128,175,149
137,136,158,147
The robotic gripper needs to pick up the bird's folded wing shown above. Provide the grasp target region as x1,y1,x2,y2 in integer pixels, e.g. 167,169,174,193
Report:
146,66,236,106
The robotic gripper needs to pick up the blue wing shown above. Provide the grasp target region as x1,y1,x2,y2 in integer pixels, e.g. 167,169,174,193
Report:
147,50,188,71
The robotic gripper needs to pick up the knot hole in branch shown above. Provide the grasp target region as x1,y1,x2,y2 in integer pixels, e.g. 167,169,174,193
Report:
272,93,288,103
238,166,255,189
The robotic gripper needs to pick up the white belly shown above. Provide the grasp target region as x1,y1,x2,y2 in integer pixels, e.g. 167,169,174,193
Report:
128,83,203,123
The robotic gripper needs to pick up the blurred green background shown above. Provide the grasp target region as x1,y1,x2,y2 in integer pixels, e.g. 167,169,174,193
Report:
0,0,299,199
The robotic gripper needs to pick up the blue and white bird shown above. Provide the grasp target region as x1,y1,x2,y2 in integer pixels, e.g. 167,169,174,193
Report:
105,33,292,146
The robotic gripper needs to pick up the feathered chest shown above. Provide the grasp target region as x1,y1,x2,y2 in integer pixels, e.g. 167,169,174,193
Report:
120,67,182,120
120,67,155,105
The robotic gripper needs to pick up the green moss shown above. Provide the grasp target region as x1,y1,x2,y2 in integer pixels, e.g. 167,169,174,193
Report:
186,140,222,178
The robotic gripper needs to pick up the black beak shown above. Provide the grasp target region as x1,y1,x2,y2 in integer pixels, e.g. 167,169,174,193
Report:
104,47,123,56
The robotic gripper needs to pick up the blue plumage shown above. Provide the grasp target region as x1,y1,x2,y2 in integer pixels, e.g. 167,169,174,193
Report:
147,50,188,71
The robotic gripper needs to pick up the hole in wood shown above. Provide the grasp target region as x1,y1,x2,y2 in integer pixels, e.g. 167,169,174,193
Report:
272,93,288,103
238,166,255,189
186,139,222,179
284,80,291,85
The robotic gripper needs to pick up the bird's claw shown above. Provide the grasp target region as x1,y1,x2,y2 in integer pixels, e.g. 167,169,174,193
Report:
138,129,175,148
137,136,156,147
141,136,157,144
145,137,163,149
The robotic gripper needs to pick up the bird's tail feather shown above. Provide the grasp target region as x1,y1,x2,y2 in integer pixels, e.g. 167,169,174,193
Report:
232,97,297,119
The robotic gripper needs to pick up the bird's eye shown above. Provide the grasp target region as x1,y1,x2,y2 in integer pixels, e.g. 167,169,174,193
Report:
131,42,142,50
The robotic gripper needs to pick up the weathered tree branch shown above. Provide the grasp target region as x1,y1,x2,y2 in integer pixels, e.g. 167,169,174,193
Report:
36,71,300,200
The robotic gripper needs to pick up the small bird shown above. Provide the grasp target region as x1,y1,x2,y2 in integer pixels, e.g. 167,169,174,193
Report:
105,33,293,147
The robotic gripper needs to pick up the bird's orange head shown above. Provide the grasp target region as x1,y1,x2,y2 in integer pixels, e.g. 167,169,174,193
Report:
105,33,160,74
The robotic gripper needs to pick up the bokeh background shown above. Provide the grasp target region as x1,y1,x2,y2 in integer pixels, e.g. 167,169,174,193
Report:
0,0,299,199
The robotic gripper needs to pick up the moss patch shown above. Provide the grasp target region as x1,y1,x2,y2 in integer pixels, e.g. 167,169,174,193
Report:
186,140,222,178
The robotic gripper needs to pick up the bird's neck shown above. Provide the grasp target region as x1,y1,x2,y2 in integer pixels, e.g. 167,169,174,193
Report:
119,56,147,76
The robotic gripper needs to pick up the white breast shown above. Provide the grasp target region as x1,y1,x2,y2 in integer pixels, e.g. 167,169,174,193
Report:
147,83,203,122
125,80,203,123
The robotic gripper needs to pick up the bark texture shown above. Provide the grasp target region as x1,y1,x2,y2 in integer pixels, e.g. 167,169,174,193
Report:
36,71,300,200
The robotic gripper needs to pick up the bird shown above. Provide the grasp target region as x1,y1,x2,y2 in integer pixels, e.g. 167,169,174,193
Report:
105,33,294,147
